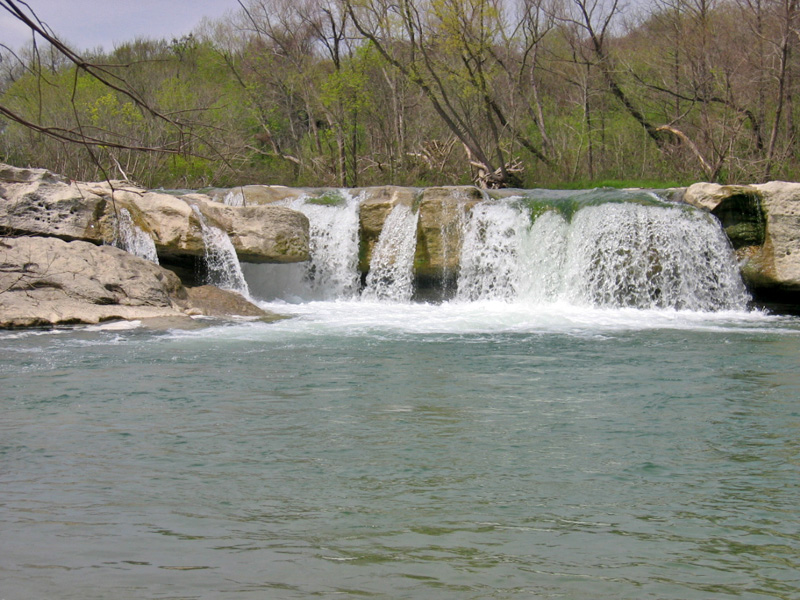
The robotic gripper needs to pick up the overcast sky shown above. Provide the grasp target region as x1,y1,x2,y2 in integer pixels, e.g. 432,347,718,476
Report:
1,1,242,53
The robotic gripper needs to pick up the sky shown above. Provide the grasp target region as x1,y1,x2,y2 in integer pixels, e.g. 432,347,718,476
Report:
0,0,242,53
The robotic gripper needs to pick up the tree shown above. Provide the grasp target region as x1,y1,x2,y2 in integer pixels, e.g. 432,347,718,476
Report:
344,0,553,187
0,0,223,186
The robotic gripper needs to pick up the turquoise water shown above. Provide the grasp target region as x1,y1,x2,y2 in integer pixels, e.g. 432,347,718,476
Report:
1,302,800,599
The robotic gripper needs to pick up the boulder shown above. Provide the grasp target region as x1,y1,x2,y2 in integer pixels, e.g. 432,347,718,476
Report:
683,183,765,249
0,172,112,243
0,235,189,328
414,186,483,282
684,181,800,294
184,285,283,320
0,163,66,185
0,236,285,328
225,185,309,206
189,197,309,264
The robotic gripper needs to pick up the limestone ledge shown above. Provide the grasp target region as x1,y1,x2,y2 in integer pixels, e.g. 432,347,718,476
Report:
0,236,279,329
3,164,800,318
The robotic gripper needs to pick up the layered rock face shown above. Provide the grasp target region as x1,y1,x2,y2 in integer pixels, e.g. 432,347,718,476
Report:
0,236,189,327
0,165,308,327
413,186,483,283
684,182,800,295
0,165,310,264
0,236,280,328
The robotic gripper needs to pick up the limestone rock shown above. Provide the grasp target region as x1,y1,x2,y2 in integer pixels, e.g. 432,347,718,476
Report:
683,183,765,249
0,236,189,328
0,167,311,265
751,182,800,291
0,236,286,328
236,185,308,205
207,185,314,206
414,186,483,281
357,186,418,272
684,181,800,293
184,285,284,320
190,197,310,264
0,175,111,243
0,163,66,185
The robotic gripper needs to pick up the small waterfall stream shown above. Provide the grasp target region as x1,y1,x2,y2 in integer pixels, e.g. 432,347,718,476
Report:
284,191,361,299
243,191,362,301
223,189,245,207
362,203,419,302
191,205,250,298
113,208,159,264
456,201,531,302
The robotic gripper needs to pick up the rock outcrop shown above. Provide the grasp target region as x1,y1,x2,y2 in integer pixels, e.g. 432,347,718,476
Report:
0,235,188,327
208,184,308,206
184,285,283,320
414,186,483,283
0,165,310,265
0,236,277,328
684,181,800,295
356,186,419,273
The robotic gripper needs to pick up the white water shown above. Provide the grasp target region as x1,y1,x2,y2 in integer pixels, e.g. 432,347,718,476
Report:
239,193,749,315
456,201,531,301
362,203,420,302
113,208,159,263
455,201,749,312
244,191,361,301
223,189,245,207
191,205,250,297
562,204,749,310
245,299,780,340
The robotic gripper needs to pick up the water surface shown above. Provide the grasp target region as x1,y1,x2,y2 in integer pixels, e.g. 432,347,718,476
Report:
1,302,799,599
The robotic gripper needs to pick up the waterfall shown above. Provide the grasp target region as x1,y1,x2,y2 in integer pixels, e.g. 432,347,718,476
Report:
517,210,569,303
560,203,749,310
456,201,531,301
456,199,749,311
241,190,361,301
113,208,159,264
362,203,419,302
223,189,245,207
293,191,362,299
238,187,748,312
191,205,250,298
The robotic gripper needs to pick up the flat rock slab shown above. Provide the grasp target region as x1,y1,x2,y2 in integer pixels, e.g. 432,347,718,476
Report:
0,236,283,328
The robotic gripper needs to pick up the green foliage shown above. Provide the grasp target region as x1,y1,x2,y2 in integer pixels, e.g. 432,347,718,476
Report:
306,190,347,206
2,0,799,188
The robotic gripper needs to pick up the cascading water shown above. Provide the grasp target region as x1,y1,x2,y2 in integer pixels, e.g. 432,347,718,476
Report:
243,191,361,301
561,203,749,310
223,189,245,207
241,187,749,313
517,210,569,303
113,208,159,264
456,201,532,301
362,203,419,302
293,191,362,299
191,205,250,298
456,198,749,311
